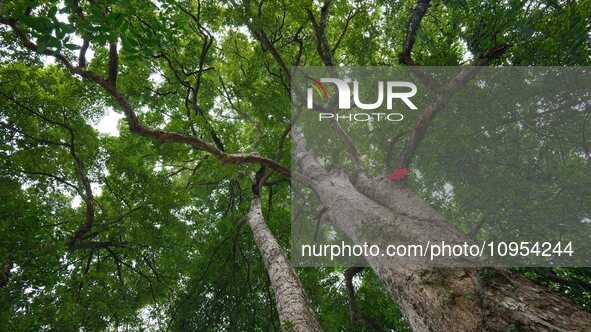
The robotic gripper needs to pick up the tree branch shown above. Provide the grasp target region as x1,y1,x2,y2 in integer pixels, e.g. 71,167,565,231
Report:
395,43,509,169
345,267,384,332
399,0,431,66
396,0,444,91
306,0,334,66
0,85,100,249
69,241,128,251
108,41,118,86
0,261,13,288
331,8,360,55
251,27,291,80
391,1,512,169
79,39,89,67
305,2,367,174
0,17,301,184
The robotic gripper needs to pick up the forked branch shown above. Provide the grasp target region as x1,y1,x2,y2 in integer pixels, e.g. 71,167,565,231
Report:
0,16,301,184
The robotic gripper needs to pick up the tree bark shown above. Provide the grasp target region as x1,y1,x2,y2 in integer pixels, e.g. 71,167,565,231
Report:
294,133,591,331
246,195,322,332
356,174,591,331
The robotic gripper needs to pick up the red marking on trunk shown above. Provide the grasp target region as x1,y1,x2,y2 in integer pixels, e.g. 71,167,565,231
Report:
388,168,409,181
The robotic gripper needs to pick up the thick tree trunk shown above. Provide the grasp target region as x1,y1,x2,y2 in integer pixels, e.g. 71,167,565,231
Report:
294,134,591,331
246,195,322,332
355,174,591,331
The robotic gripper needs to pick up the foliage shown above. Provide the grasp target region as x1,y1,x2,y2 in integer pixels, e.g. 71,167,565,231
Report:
0,0,590,330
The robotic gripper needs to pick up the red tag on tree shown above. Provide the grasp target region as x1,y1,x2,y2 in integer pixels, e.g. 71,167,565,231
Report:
387,168,409,181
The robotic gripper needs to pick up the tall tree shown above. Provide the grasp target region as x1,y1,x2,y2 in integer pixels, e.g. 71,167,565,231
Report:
0,0,590,330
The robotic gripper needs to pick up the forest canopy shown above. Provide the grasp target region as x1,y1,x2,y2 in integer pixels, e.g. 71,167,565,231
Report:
0,0,590,331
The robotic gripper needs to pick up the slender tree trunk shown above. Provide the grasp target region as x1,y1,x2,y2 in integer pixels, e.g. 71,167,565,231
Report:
246,195,322,332
294,134,591,331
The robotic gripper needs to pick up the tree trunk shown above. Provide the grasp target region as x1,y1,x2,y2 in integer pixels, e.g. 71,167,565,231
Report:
294,133,591,331
246,195,322,332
